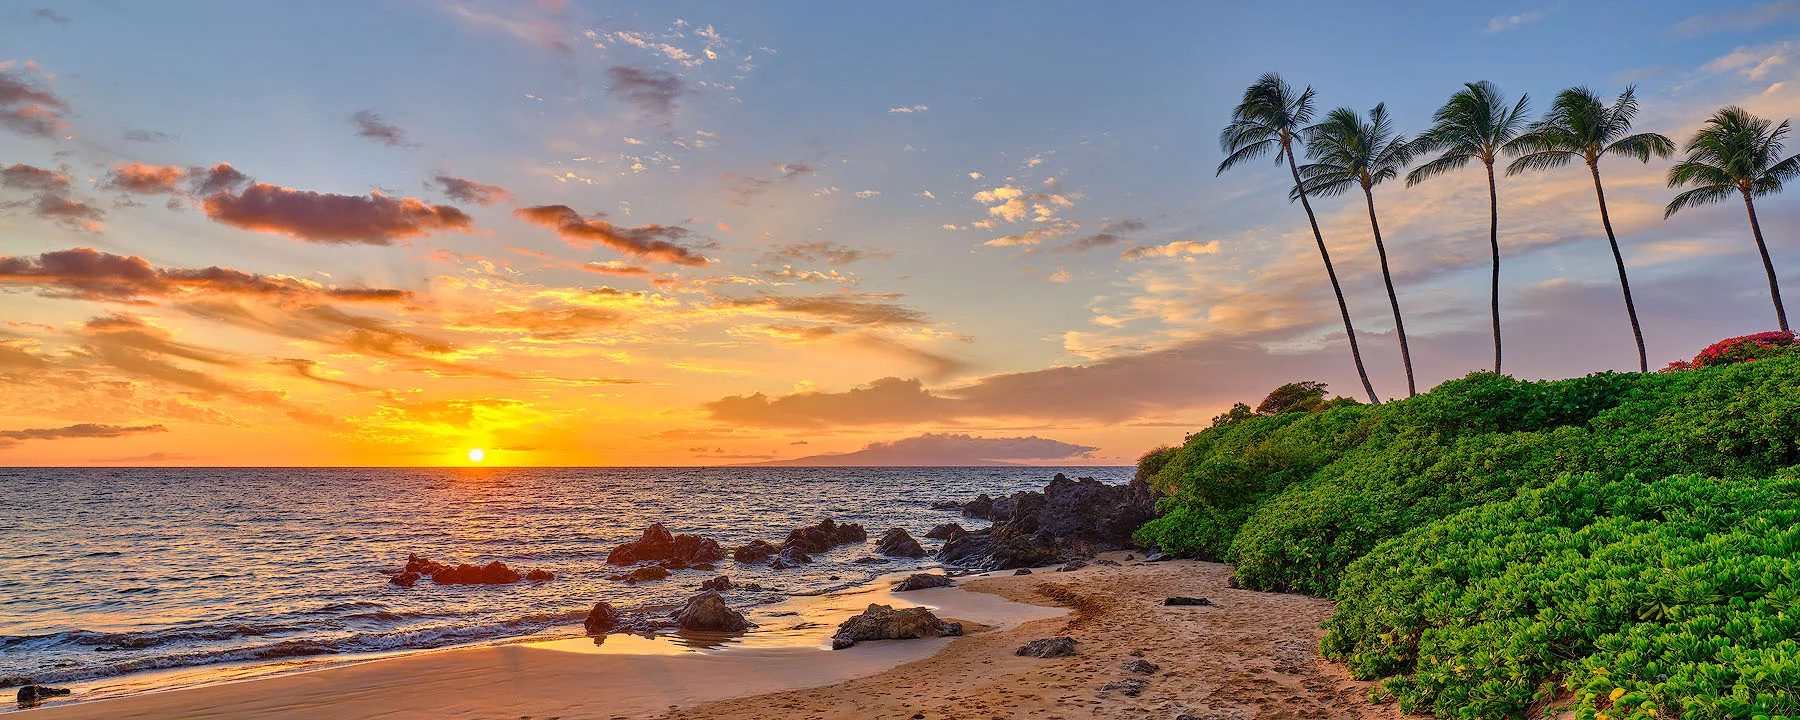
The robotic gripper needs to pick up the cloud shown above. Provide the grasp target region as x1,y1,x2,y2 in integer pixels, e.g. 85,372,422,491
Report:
766,432,1096,466
763,241,890,266
723,293,927,326
706,377,954,427
123,129,175,143
888,104,929,114
1,163,102,231
983,220,1076,247
102,162,188,195
350,110,415,147
0,423,166,449
1121,240,1221,260
0,60,69,137
1485,10,1544,33
1676,2,1800,35
432,175,513,206
514,204,709,265
605,65,685,120
203,183,473,244
1060,218,1147,253
1701,41,1795,80
32,8,70,24
188,163,250,196
0,247,413,304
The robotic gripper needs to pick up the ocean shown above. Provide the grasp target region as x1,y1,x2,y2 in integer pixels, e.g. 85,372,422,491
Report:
0,466,1129,693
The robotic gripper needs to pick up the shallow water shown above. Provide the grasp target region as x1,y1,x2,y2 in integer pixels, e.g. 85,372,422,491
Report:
0,466,1126,690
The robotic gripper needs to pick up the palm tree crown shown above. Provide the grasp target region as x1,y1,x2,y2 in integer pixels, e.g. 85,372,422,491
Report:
1217,73,1315,175
1666,106,1800,216
1407,81,1532,185
1295,103,1415,198
1508,86,1673,174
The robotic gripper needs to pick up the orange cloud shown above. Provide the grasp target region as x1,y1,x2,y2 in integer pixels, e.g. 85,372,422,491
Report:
514,204,709,266
432,175,513,206
203,183,473,245
0,247,413,304
102,162,187,195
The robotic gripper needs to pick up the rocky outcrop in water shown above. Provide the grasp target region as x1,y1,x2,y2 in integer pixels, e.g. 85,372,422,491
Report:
525,569,555,581
700,575,732,591
584,602,619,634
607,523,726,566
875,528,926,558
830,604,961,649
935,473,1159,569
781,519,867,553
924,522,967,540
731,539,780,563
395,554,541,585
672,591,753,632
892,573,954,591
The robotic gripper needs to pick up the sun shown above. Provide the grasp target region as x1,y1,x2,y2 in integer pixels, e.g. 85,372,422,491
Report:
467,448,485,463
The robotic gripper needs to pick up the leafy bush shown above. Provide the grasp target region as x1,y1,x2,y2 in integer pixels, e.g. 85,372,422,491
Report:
1256,380,1332,415
1693,330,1797,368
1321,471,1800,720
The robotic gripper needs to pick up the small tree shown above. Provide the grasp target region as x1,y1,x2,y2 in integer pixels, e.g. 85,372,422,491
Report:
1256,381,1331,415
1209,402,1255,428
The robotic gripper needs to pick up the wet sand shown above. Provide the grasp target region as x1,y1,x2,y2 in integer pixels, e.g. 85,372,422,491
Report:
24,558,1407,719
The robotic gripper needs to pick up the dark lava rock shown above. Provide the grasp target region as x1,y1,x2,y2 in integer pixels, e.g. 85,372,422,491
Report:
656,558,689,571
769,557,794,570
731,539,780,563
16,685,70,706
1013,568,1033,575
1100,678,1147,697
389,571,421,588
929,500,961,510
525,569,555,581
584,602,619,634
892,573,955,591
607,523,726,566
875,528,926,558
776,547,812,565
1058,560,1089,572
960,494,996,519
610,566,670,584
691,563,716,571
1143,551,1171,563
782,519,867,554
1015,637,1077,658
700,575,732,591
830,604,961,649
432,560,523,585
939,472,1160,570
924,522,968,540
1124,659,1160,674
672,591,753,632
1164,597,1212,606
1094,559,1122,567
851,555,889,564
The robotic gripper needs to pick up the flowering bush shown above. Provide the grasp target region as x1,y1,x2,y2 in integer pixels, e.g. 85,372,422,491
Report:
1658,359,1693,374
1692,330,1796,368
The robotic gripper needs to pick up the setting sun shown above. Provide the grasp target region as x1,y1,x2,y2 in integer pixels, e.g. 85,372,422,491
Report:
467,448,485,463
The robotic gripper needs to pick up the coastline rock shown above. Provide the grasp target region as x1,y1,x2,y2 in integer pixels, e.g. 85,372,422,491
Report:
731,540,780,563
938,473,1159,569
782,519,867,554
851,555,889,564
700,575,732,591
1100,678,1146,697
584,602,619,634
15,685,70,706
525,569,555,581
1164,597,1212,606
875,528,926,558
960,494,996,519
924,522,967,540
830,604,962,649
432,561,522,585
1058,560,1088,572
672,591,753,632
609,566,670,584
1014,568,1033,575
1094,559,1121,567
1124,659,1160,674
767,546,813,571
607,523,726,566
893,573,955,591
1016,637,1078,658
389,571,421,588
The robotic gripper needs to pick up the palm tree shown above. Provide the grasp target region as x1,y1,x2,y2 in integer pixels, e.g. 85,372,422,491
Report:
1509,86,1674,372
1295,104,1419,396
1218,73,1380,404
1407,81,1532,374
1666,106,1798,332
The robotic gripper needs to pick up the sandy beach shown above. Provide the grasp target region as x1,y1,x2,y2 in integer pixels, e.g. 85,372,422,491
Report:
22,557,1402,719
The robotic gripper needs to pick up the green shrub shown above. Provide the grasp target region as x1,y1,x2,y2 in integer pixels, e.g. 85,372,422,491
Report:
1321,471,1800,720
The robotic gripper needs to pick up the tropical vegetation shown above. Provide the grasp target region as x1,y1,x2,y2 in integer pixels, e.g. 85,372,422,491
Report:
1666,106,1798,332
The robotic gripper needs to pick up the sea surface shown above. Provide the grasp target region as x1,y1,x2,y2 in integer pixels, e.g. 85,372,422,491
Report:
0,466,1128,693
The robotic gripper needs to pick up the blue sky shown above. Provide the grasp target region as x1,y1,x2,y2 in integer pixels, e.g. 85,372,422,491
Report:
1,1,1798,465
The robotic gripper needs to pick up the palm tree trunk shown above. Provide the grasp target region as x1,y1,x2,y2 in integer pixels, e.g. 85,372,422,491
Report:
1589,163,1648,372
1743,190,1790,332
1286,143,1380,405
1362,183,1414,397
1484,159,1502,375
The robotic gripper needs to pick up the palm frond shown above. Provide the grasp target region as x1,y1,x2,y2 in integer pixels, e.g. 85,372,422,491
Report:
1217,138,1278,175
1506,149,1577,175
1665,184,1735,218
1406,151,1474,186
1605,132,1675,163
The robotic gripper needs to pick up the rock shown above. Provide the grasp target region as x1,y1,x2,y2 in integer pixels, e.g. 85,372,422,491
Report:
830,604,962,649
431,560,522,585
607,523,726,566
960,494,996,519
939,472,1160,570
1128,649,1146,657
1058,560,1088,572
929,500,961,510
782,519,867,554
1124,554,1136,561
525,569,555,581
776,547,812,565
656,558,688,570
1015,637,1077,658
1013,568,1033,575
1099,678,1147,697
1144,551,1170,563
924,522,968,540
1227,575,1240,589
672,591,753,632
1164,597,1212,606
1094,559,1121,567
613,566,669,583
15,685,70,706
731,539,780,563
389,571,420,587
403,553,450,576
1124,659,1160,674
892,573,955,591
875,528,926,558
691,563,716,571
851,555,889,564
769,557,794,570
584,602,619,634
700,575,732,591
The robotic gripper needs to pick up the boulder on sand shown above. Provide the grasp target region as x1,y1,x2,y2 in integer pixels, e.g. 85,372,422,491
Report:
875,528,926,558
672,591,753,632
16,685,71,707
830,604,962,649
782,519,867,553
731,539,780,563
893,573,955,591
584,602,619,634
1016,637,1078,658
924,522,968,540
607,523,726,566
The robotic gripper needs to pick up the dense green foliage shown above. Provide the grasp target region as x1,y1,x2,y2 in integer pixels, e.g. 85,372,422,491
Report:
1135,356,1800,716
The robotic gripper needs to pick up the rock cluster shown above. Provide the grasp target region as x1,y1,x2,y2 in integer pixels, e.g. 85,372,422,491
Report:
874,528,926,558
699,575,732,591
830,604,961,649
392,554,546,586
892,573,954,591
782,519,868,553
731,539,780,562
936,473,1159,569
606,523,726,566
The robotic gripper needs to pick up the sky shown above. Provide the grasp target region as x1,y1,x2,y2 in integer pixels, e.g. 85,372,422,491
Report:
3,1,1800,466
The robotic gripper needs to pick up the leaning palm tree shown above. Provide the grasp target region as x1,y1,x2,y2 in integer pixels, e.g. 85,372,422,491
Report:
1219,73,1380,404
1407,81,1532,374
1295,103,1419,396
1666,106,1797,332
1509,86,1674,372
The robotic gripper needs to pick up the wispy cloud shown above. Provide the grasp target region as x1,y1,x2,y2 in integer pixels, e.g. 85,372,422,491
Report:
1485,10,1544,33
1676,2,1800,36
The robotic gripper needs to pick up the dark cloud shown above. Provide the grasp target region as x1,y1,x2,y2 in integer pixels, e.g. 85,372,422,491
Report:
2,163,102,231
203,183,473,245
432,175,513,206
514,204,709,266
350,110,415,148
724,293,927,326
0,423,166,449
30,8,70,24
0,61,69,137
101,162,188,195
0,247,413,304
605,65,684,120
766,432,1098,466
123,129,175,143
1060,218,1147,254
188,163,249,196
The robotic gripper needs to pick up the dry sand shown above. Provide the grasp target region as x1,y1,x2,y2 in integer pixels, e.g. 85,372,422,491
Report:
23,558,1407,719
